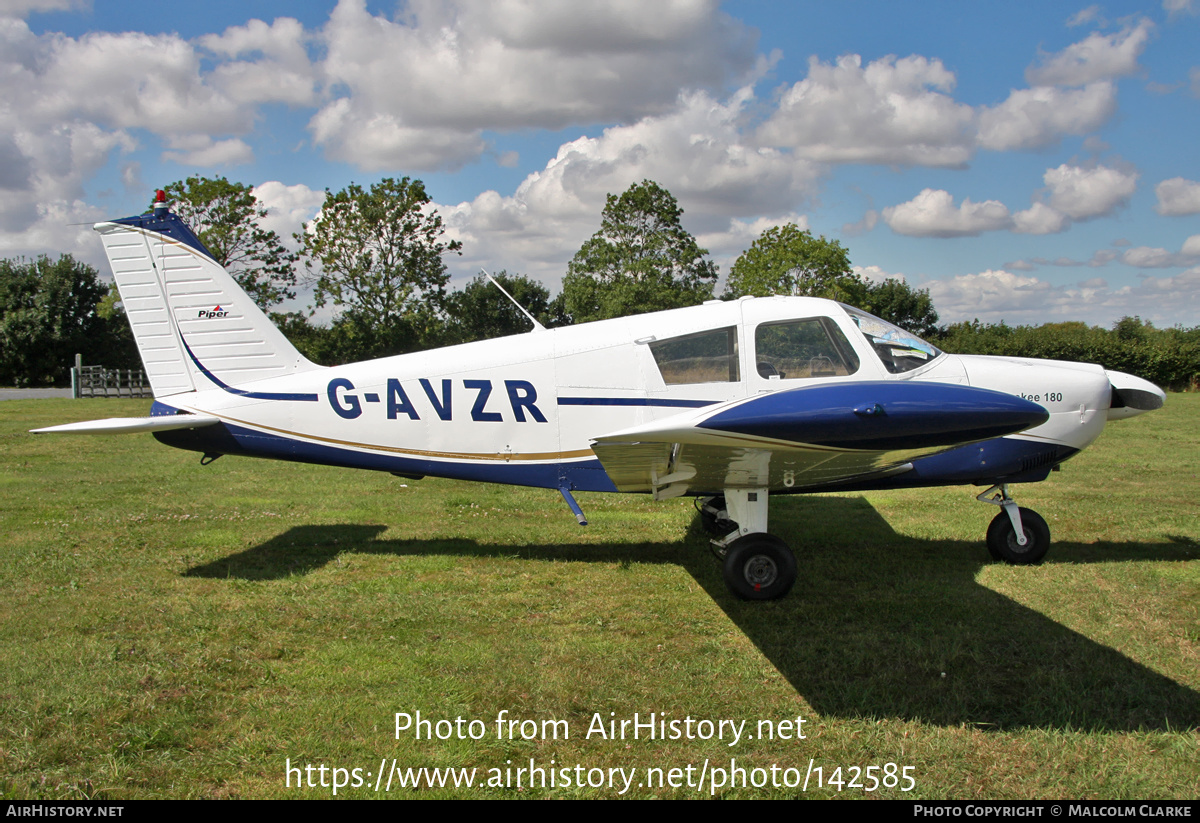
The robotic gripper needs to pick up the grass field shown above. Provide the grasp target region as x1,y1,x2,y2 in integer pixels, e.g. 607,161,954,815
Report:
1,396,1197,799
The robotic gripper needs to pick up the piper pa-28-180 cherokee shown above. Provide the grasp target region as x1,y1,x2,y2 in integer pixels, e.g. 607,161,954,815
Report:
34,194,1165,600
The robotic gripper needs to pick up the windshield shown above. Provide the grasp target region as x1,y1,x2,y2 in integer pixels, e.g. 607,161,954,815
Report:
844,307,942,374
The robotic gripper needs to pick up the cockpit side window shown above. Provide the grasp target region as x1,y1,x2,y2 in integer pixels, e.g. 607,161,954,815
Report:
649,327,740,385
754,318,860,380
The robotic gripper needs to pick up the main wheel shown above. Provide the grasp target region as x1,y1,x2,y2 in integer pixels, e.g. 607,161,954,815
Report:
722,534,797,600
698,495,737,536
986,508,1050,565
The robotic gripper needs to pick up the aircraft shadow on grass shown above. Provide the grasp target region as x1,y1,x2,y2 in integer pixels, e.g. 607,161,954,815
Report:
186,495,1200,734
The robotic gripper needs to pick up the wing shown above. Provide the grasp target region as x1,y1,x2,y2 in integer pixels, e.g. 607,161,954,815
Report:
590,381,1048,498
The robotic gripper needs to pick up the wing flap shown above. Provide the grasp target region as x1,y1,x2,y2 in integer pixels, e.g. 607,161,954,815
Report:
591,438,913,496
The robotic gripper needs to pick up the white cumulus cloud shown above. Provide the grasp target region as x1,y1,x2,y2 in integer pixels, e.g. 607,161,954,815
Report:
309,0,758,170
1155,177,1200,216
201,17,318,108
161,135,254,167
757,54,975,167
1118,235,1200,268
308,99,489,172
977,83,1116,151
1163,0,1196,18
926,267,1200,326
253,180,326,246
1012,201,1069,235
1025,19,1153,87
1042,163,1137,219
0,0,87,18
882,189,1011,237
434,88,823,285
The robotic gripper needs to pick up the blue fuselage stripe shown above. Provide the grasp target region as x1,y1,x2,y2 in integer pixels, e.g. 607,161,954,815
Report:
153,421,619,492
557,397,715,408
180,338,319,402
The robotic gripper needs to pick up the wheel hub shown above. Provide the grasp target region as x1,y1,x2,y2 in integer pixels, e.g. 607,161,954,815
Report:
1007,529,1032,555
743,555,778,587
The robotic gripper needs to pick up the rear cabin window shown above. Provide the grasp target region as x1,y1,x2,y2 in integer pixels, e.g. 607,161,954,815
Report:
754,318,860,380
649,327,740,385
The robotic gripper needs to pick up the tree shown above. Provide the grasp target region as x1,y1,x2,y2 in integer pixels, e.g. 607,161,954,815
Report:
163,176,297,310
860,277,939,337
1112,315,1150,342
441,271,553,345
95,283,140,370
933,317,1200,391
561,180,717,323
297,178,461,359
724,224,859,300
725,223,941,335
0,255,133,386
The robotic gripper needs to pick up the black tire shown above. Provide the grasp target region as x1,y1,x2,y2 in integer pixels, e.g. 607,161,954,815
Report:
698,496,737,536
722,534,797,600
986,508,1050,565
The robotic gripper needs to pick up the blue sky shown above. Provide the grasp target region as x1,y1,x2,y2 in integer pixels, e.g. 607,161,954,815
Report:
4,0,1199,327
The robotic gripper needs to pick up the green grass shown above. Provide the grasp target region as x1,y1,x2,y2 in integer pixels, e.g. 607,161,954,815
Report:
1,396,1197,799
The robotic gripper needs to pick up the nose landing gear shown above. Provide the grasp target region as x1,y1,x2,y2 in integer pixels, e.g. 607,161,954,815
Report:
977,484,1050,564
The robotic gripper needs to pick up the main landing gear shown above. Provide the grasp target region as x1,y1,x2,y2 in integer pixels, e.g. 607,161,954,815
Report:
698,490,797,601
976,484,1050,564
697,483,1049,599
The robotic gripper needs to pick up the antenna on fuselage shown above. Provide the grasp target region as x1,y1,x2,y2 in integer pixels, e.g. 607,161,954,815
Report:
481,268,546,332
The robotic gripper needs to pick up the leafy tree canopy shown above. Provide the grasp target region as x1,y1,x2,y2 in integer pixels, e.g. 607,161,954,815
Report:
442,271,554,345
859,277,940,338
934,316,1200,390
562,180,717,323
0,255,134,386
1113,315,1151,341
725,224,857,300
725,223,939,335
298,177,461,343
163,176,297,310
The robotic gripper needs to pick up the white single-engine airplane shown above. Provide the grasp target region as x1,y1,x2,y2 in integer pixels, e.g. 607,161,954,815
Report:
36,194,1166,600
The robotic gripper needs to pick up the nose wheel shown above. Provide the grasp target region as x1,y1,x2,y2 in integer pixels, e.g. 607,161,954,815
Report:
986,508,1050,564
977,485,1051,564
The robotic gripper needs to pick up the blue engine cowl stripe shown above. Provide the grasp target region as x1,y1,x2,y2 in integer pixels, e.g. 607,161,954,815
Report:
699,381,1048,451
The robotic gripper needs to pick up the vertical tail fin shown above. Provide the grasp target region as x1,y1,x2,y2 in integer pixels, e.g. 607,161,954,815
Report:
95,199,319,399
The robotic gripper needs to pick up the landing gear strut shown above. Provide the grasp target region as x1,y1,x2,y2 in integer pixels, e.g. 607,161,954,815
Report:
977,484,1050,564
696,495,736,540
702,489,797,600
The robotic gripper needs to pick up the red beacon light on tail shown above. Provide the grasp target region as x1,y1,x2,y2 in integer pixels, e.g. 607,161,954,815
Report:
152,189,169,217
